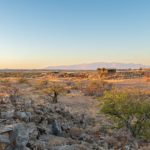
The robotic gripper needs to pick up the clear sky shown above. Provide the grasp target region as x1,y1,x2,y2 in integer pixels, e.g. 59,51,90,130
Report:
0,0,150,69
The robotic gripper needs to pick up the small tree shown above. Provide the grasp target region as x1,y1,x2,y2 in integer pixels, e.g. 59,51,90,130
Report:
43,83,65,103
100,90,150,139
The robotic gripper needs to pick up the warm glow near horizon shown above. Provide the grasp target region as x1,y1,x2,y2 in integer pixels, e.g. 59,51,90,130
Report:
0,58,149,69
0,0,150,69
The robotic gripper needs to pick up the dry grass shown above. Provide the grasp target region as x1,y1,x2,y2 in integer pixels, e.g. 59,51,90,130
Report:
0,70,149,148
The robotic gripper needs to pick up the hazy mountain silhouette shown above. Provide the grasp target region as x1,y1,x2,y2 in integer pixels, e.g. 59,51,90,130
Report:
46,62,149,70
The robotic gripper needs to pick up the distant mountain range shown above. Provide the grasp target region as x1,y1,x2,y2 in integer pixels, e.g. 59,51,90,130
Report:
46,62,150,70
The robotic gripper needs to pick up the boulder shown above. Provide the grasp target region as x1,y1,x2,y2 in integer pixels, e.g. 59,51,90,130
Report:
79,133,92,142
0,135,10,144
52,120,62,136
27,123,38,141
51,144,92,150
15,112,32,122
48,135,74,147
8,123,29,150
0,135,10,150
0,111,14,119
69,127,83,139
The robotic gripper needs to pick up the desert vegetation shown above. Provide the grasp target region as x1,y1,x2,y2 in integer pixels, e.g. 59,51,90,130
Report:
0,69,149,150
100,89,150,139
43,83,66,103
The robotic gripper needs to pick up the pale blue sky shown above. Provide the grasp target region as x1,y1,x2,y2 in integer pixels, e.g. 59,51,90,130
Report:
0,0,150,69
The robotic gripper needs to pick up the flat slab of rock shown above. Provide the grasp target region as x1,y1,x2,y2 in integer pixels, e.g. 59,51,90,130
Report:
0,135,10,144
51,144,92,150
0,111,14,119
0,126,13,134
0,119,6,123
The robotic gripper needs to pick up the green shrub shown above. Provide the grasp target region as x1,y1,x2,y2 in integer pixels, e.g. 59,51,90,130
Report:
100,90,150,140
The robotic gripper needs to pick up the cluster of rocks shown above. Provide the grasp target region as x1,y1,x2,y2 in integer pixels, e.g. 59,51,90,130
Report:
0,96,144,150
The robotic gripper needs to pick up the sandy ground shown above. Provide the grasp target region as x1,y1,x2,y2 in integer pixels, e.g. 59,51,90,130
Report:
59,94,99,118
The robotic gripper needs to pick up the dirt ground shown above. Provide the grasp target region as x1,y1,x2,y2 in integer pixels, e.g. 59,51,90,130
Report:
0,73,150,149
59,94,99,117
108,78,150,90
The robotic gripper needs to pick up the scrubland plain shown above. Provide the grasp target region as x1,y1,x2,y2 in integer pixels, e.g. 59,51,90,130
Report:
0,69,149,150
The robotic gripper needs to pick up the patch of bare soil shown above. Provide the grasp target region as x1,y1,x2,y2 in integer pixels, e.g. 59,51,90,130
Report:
60,94,98,117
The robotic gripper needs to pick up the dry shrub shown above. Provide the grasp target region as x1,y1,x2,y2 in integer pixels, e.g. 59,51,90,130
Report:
83,80,112,97
34,79,49,90
117,87,150,97
8,87,21,110
39,79,49,87
70,81,82,90
0,79,11,87
18,77,29,84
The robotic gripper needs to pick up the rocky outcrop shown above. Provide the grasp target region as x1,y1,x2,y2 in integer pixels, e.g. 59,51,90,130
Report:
0,96,148,150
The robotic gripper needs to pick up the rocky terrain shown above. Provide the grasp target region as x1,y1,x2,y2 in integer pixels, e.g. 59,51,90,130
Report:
1,90,148,150
0,70,149,150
